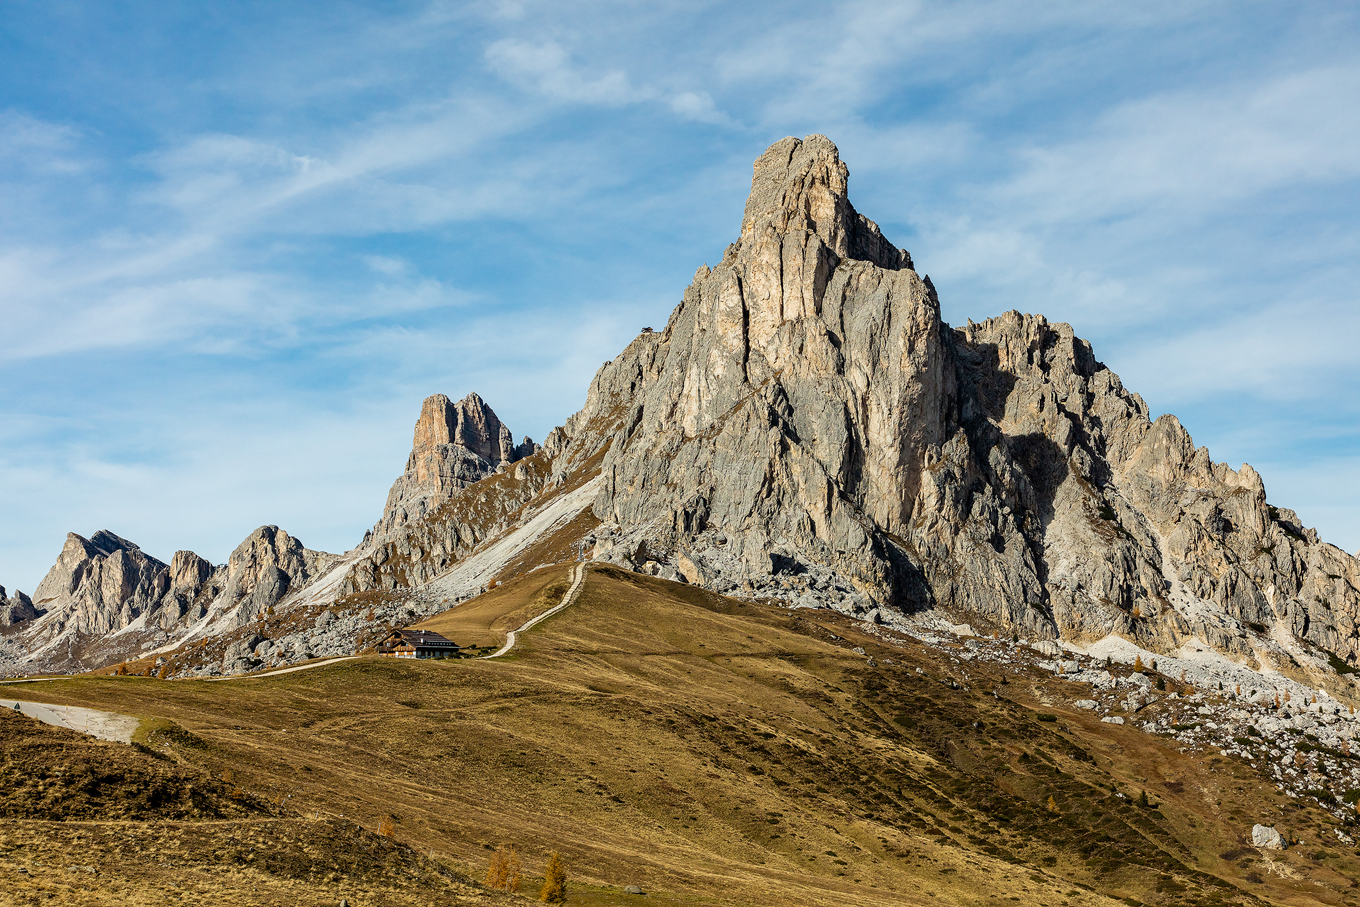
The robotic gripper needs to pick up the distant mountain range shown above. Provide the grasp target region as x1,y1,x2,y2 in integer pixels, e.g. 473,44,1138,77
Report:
4,135,1357,697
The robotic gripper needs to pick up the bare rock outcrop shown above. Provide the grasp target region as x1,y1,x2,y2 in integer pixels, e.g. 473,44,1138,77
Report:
339,452,554,595
11,135,1357,685
538,134,1360,674
206,526,336,628
0,586,38,627
373,393,537,539
13,525,336,672
31,531,171,637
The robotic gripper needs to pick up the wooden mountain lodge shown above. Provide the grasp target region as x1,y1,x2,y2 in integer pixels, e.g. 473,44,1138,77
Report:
379,629,462,659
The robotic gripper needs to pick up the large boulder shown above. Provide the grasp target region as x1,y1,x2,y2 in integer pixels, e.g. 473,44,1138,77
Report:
1251,824,1286,849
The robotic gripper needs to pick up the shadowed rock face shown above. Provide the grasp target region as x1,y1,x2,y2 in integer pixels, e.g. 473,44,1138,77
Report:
537,134,1360,671
0,585,37,626
373,392,538,539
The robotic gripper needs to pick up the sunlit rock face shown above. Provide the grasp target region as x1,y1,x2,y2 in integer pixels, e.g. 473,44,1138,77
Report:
373,392,538,540
9,135,1358,684
539,134,1360,671
18,525,335,669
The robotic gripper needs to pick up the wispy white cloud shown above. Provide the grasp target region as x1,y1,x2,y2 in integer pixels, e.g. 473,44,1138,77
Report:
1003,65,1360,222
484,35,734,124
2,0,1359,589
0,110,86,174
486,39,648,105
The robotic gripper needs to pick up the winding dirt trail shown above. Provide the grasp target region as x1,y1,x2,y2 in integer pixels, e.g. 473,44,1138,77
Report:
205,655,359,682
484,562,587,659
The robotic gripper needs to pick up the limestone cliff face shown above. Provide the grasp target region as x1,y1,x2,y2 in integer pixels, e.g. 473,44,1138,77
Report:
31,531,171,636
373,393,538,539
13,135,1357,683
19,525,336,668
925,312,1360,667
0,585,37,627
559,135,951,606
208,526,336,628
542,135,1360,673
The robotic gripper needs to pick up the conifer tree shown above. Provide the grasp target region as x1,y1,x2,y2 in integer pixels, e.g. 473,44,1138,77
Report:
486,846,522,893
540,851,567,904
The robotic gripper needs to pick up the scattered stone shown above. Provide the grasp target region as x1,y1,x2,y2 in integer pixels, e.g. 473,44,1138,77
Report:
1252,825,1286,850
624,885,645,895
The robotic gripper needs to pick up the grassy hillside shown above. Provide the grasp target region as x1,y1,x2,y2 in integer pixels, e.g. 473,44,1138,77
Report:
6,565,1359,906
414,563,574,648
0,710,515,907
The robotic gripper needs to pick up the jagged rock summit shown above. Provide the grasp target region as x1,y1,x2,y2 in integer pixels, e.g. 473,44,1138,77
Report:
373,392,538,539
302,135,1357,686
4,525,336,673
545,134,1360,677
0,584,37,627
0,391,532,675
3,136,1357,690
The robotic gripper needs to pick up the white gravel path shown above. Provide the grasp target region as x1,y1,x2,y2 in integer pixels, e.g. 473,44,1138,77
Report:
484,562,587,659
205,655,360,681
1,699,140,743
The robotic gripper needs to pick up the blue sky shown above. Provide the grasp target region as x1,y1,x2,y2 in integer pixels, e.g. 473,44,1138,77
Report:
2,1,1357,593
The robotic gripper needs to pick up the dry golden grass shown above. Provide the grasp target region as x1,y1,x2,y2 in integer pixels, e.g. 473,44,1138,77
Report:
0,711,515,907
0,818,515,907
7,565,1360,906
413,564,573,648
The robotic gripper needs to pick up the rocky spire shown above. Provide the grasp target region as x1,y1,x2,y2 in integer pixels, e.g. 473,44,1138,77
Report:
556,134,949,601
374,392,537,539
740,134,911,273
411,392,517,473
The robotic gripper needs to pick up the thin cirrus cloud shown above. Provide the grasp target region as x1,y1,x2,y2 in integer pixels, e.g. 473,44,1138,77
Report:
486,38,729,124
0,110,86,174
1003,65,1360,222
1,1,1358,595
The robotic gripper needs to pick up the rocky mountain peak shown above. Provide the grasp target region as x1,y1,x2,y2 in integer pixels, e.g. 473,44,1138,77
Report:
547,135,1360,681
740,135,911,274
85,529,146,559
373,392,539,540
7,134,1358,694
412,392,516,473
0,585,37,627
